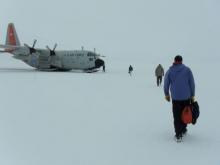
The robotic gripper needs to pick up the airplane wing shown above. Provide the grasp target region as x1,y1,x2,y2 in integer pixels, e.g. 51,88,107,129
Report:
35,49,50,57
0,44,50,57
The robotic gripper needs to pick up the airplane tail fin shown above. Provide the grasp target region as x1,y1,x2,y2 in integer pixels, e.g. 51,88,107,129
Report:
5,23,21,46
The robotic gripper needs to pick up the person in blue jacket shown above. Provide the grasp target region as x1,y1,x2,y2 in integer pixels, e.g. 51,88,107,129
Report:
164,55,195,141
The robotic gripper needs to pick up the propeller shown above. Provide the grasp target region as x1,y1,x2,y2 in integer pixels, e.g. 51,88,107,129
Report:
24,39,37,54
46,43,57,56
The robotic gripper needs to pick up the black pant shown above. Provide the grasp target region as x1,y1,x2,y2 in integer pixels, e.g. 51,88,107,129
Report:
172,99,190,136
157,76,162,86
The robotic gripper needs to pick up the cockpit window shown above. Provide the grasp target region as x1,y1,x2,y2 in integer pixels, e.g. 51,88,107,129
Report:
87,52,96,57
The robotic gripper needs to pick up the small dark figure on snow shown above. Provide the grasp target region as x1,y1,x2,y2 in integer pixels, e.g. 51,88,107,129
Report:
155,64,164,86
103,65,105,72
164,55,196,142
128,65,133,76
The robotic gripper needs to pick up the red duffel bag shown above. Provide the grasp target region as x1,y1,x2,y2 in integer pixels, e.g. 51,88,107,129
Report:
181,106,193,124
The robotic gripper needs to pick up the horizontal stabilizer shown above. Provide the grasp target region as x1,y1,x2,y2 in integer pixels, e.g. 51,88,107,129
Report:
0,44,21,49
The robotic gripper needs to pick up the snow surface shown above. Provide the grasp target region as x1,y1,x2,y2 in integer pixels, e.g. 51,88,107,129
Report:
1,0,220,164
0,54,220,165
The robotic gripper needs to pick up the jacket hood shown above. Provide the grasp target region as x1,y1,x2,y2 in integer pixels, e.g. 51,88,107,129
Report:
170,63,185,73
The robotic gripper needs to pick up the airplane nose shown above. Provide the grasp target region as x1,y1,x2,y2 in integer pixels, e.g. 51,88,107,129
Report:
95,59,105,68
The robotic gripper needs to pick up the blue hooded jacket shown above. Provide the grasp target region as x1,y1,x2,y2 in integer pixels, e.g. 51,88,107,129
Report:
164,63,195,100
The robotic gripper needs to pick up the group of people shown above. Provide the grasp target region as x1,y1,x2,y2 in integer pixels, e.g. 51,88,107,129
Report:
127,55,196,142
155,55,196,142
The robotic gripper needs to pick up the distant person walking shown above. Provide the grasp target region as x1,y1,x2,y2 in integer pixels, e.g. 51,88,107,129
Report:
155,64,164,86
128,65,133,76
164,55,195,142
103,64,105,72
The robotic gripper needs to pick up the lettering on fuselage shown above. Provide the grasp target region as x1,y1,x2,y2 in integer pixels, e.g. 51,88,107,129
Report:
64,52,84,57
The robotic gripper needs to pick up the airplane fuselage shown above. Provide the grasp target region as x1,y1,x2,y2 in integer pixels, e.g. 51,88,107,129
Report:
12,49,105,71
0,23,105,72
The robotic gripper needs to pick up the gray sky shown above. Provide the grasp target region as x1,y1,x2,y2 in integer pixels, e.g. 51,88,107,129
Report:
1,0,220,61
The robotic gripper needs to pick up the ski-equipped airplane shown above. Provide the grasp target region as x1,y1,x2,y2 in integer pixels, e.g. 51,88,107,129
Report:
0,23,105,72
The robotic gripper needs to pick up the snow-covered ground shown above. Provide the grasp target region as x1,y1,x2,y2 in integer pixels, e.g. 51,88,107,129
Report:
0,54,219,165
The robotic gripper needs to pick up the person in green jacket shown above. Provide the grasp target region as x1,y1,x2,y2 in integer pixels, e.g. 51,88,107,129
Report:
155,64,164,86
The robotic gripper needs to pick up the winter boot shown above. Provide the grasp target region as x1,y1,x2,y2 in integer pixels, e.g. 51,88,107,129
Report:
175,134,182,143
182,128,187,136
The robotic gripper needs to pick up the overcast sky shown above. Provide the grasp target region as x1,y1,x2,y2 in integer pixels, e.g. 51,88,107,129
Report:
1,0,220,62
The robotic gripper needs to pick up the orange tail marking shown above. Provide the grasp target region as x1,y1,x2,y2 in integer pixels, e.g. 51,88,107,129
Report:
8,24,16,45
